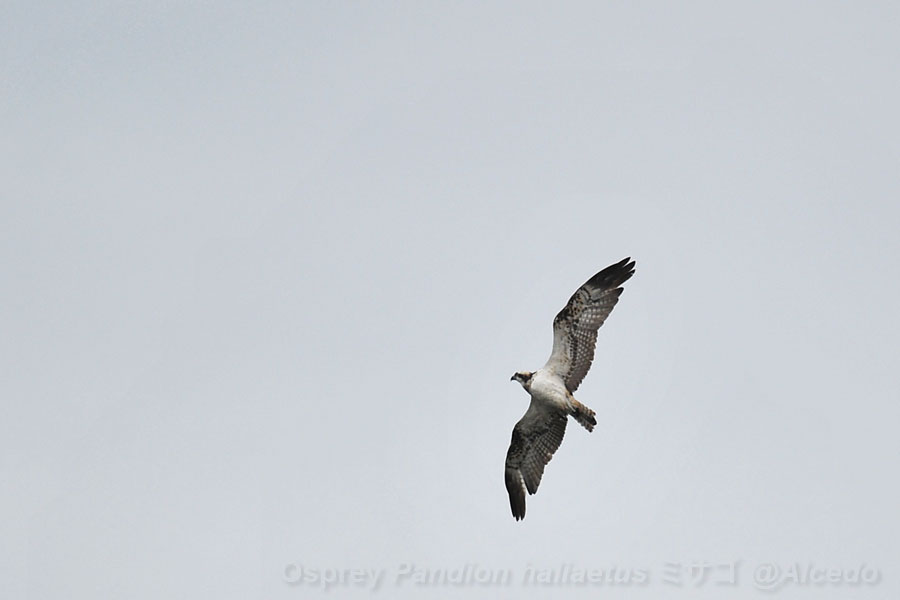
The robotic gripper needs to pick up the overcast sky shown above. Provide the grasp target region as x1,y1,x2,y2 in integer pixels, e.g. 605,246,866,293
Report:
3,2,899,598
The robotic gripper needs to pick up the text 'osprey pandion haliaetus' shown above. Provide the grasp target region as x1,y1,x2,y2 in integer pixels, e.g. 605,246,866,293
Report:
506,257,635,520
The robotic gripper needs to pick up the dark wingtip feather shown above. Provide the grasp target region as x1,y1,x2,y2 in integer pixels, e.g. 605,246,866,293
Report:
505,468,527,521
586,257,636,290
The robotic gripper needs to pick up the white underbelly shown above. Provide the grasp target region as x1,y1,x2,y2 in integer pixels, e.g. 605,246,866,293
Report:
529,371,571,410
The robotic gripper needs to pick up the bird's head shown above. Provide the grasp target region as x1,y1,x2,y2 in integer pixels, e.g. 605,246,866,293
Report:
511,371,534,390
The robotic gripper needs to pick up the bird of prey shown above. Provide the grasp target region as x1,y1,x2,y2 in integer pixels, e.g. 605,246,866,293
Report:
506,257,635,520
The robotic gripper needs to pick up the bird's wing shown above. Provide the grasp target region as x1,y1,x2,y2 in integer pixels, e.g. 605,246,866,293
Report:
504,400,568,521
542,258,635,392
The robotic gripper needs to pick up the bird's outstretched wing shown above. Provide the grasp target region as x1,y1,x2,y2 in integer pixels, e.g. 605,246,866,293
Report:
542,258,635,392
504,400,568,521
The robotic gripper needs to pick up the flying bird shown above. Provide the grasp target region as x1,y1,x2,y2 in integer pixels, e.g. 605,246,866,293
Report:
505,257,635,520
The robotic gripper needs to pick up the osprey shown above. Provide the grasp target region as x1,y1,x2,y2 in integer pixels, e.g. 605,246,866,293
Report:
506,257,635,520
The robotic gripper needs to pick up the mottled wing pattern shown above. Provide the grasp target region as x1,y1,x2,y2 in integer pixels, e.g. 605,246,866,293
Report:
504,401,568,521
543,258,635,392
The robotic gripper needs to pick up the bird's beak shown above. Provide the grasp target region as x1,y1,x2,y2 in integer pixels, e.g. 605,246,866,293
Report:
510,375,516,381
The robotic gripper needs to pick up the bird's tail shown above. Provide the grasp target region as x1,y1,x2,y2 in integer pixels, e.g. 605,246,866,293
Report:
570,400,596,432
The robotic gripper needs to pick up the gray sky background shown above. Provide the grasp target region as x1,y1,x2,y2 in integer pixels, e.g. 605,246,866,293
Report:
3,2,899,598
